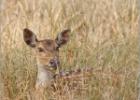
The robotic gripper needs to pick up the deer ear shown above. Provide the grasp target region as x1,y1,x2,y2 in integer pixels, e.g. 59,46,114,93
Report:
55,29,70,48
23,28,38,47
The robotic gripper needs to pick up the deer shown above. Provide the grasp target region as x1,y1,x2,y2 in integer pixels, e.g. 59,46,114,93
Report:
23,28,122,100
23,28,97,99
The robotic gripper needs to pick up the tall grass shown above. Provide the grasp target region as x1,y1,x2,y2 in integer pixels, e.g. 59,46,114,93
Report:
0,0,139,100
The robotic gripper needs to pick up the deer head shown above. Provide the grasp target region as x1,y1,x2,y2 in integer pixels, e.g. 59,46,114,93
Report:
23,28,70,88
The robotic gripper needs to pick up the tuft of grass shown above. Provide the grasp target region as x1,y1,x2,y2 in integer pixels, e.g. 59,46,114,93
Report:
0,0,139,100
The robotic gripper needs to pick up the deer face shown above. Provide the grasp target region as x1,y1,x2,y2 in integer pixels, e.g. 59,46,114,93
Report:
23,28,70,71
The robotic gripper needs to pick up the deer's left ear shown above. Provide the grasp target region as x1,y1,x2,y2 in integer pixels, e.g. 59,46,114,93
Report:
55,29,70,48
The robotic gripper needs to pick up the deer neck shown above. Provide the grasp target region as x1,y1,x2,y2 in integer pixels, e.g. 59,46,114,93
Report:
35,60,55,88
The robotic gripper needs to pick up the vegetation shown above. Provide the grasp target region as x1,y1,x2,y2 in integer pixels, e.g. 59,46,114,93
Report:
0,0,139,99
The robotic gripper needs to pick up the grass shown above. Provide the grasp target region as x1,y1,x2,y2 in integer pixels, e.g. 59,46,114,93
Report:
0,0,139,100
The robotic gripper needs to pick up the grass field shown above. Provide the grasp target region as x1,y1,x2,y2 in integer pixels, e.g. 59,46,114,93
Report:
0,0,139,100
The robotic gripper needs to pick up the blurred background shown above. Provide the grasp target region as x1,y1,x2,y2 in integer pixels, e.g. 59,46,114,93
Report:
0,0,139,100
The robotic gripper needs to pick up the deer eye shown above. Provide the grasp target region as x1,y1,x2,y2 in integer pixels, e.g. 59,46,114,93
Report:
38,47,44,52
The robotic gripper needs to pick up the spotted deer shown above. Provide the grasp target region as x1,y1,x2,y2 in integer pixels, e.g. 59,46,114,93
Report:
23,28,95,99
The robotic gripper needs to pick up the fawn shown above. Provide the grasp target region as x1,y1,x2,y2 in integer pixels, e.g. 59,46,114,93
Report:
23,28,95,99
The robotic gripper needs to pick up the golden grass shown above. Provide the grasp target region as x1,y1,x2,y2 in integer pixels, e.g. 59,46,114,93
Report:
0,0,139,100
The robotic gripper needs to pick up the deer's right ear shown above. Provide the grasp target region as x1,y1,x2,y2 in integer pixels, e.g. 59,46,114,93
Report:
23,28,38,47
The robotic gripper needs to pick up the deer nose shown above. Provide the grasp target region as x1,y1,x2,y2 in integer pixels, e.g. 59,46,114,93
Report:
49,58,60,70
